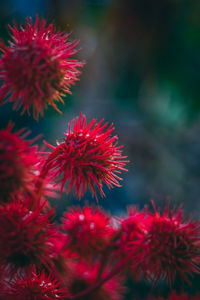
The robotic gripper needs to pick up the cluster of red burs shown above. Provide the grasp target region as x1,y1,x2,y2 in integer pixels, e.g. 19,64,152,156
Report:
0,16,199,300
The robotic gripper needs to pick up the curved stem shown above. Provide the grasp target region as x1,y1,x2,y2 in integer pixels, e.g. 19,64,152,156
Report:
96,249,111,281
69,250,139,300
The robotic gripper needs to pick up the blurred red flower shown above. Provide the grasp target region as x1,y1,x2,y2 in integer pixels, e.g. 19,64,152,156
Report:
0,123,39,202
0,200,56,275
62,206,113,258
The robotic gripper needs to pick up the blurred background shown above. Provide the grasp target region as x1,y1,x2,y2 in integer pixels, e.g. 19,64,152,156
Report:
0,0,200,298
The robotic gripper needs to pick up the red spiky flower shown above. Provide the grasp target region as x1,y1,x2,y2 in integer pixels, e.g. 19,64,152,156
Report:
0,15,84,119
41,113,128,200
141,202,200,285
0,200,57,275
5,268,68,299
0,123,40,202
62,206,113,258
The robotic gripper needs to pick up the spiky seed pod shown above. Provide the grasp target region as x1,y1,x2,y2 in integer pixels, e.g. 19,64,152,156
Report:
0,200,57,275
41,113,128,200
141,202,200,285
5,267,68,299
62,206,113,258
0,15,84,119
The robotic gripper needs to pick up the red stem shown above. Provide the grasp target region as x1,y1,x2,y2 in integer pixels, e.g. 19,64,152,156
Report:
69,250,139,300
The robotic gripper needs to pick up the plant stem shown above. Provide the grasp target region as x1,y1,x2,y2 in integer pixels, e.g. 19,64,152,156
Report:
69,250,139,299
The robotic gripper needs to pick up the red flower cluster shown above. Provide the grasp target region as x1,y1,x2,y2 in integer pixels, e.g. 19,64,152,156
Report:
42,113,128,200
0,15,83,119
0,14,200,300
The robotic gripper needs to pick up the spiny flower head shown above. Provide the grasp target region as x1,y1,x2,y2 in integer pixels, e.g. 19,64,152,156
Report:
62,206,113,258
66,261,125,300
142,202,200,285
0,15,84,119
42,113,128,200
0,200,57,275
5,268,68,299
0,123,40,202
